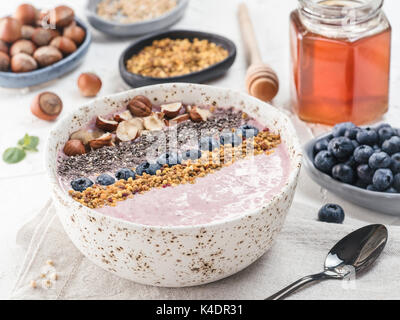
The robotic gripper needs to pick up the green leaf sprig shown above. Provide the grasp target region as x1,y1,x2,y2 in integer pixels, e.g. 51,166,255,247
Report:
2,134,40,164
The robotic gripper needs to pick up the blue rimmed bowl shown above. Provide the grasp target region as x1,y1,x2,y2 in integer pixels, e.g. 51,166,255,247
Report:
303,131,400,216
85,0,189,37
0,17,91,89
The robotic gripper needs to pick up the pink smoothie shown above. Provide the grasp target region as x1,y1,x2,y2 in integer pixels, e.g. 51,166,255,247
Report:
95,144,290,226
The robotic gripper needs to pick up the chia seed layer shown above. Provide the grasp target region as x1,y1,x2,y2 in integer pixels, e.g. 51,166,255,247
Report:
57,107,244,181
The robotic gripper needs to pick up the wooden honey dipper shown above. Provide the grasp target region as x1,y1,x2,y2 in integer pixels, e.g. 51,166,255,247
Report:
238,3,279,102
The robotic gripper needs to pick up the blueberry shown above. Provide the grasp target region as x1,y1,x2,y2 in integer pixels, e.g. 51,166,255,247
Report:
182,149,202,161
353,145,374,164
157,152,182,167
375,123,392,132
199,136,220,151
146,162,162,175
373,145,381,153
343,155,357,169
394,173,400,191
328,137,354,159
318,204,345,224
236,125,259,139
71,177,93,192
391,153,400,174
115,168,136,181
313,138,329,155
356,164,375,184
367,184,378,192
314,151,337,174
372,168,393,191
344,127,361,140
354,179,368,189
332,164,355,184
356,128,378,146
136,161,151,175
96,174,115,186
332,122,356,138
368,152,392,169
378,126,395,144
382,136,400,155
220,132,242,147
385,187,398,194
351,140,359,149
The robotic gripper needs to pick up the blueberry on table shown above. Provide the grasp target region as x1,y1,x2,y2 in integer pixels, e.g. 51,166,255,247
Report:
372,169,393,191
96,174,115,186
368,152,392,169
357,164,375,185
318,204,345,224
199,136,220,151
146,162,162,175
332,164,355,184
328,137,354,159
314,151,337,174
313,138,329,155
220,132,242,147
183,149,202,161
115,168,136,181
382,136,400,155
157,152,182,167
378,126,395,144
236,125,259,139
393,173,400,191
71,177,94,192
136,161,151,175
390,153,400,174
353,145,374,164
332,122,356,138
356,128,378,146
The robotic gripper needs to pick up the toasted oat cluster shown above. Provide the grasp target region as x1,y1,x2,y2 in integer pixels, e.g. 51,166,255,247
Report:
69,130,281,209
125,38,229,78
96,0,177,23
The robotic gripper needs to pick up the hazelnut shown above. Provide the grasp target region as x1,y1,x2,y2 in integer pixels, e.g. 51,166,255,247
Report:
21,25,35,40
161,102,183,119
10,39,36,56
114,110,133,122
50,36,76,55
30,91,63,121
77,73,102,97
143,113,165,131
165,114,190,126
116,120,140,142
70,129,104,145
128,95,152,117
11,52,37,72
89,133,113,150
0,17,22,43
31,28,53,46
0,40,8,54
52,5,75,28
96,116,119,132
64,139,86,156
0,51,10,71
63,22,85,45
33,46,62,67
188,106,212,122
14,4,37,26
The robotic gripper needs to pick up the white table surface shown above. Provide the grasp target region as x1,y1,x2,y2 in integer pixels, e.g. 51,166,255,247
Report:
1,0,400,299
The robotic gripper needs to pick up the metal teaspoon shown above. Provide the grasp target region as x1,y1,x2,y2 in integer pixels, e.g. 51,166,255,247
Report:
266,224,388,300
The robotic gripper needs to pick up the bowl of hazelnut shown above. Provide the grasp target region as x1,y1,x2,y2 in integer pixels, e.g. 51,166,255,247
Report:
0,4,91,88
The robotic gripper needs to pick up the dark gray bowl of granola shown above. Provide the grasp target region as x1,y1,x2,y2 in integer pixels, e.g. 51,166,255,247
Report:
85,0,189,37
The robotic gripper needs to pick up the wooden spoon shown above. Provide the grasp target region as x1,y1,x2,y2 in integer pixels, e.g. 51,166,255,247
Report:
238,3,279,102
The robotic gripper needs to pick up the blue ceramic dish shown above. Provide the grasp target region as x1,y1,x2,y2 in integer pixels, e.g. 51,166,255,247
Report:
85,0,189,37
303,130,400,216
0,17,91,89
119,29,237,88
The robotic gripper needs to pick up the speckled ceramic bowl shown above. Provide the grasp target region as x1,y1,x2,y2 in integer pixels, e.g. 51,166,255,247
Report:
46,83,302,287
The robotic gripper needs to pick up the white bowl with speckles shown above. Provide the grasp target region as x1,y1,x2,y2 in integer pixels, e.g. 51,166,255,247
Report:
46,83,302,287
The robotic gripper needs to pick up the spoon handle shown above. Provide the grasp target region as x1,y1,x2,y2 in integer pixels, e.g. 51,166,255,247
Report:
265,272,331,300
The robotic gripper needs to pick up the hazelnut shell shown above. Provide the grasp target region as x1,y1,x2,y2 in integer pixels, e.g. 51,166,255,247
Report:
30,91,63,121
33,46,62,67
14,4,37,25
31,28,53,46
77,73,102,97
21,25,35,40
53,6,75,28
63,22,85,45
11,52,37,72
64,139,86,156
50,36,77,55
0,17,22,43
10,39,36,56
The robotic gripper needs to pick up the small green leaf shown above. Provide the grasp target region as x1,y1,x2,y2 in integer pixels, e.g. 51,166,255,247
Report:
2,147,26,164
18,134,39,152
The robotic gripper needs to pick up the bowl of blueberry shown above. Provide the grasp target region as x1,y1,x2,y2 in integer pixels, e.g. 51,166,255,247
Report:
304,122,400,215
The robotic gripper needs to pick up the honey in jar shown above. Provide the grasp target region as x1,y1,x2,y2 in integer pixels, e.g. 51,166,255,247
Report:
290,0,391,125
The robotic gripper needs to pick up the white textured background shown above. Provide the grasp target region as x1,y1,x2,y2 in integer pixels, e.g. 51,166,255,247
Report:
0,0,400,299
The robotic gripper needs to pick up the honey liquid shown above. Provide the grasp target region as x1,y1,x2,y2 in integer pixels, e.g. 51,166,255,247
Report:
290,10,391,125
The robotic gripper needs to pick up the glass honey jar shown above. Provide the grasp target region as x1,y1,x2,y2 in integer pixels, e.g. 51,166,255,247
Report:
290,0,391,125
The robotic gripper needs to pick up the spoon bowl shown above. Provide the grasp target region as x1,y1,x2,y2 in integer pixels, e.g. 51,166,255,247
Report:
266,224,388,300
